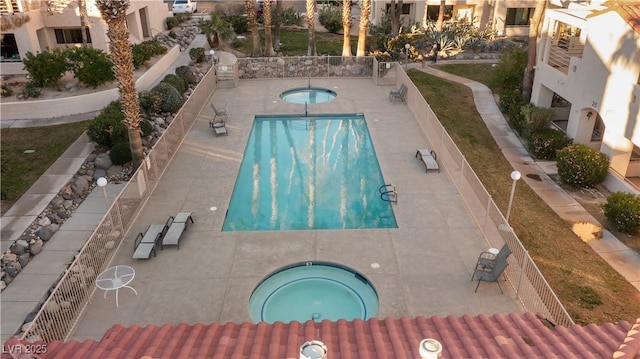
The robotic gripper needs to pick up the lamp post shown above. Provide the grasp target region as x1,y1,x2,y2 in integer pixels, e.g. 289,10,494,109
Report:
404,43,410,69
505,170,521,223
97,177,109,212
209,49,215,66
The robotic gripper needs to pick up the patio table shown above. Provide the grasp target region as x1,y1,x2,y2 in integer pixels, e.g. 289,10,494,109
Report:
95,265,138,307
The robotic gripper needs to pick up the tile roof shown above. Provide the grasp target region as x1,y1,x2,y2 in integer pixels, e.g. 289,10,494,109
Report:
600,1,640,34
2,312,639,359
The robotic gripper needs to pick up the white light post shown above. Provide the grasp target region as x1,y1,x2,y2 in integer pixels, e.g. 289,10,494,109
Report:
505,170,521,223
97,177,109,212
404,43,410,69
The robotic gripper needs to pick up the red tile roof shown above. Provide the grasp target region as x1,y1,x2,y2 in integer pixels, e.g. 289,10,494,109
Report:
3,312,639,359
600,1,640,34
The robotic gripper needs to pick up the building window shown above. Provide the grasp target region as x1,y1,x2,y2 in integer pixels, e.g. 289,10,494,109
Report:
1,33,20,61
54,28,92,44
505,7,534,26
385,3,411,15
426,5,453,21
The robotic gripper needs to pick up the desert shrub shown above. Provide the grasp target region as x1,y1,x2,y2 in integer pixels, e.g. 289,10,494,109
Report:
22,81,41,98
166,16,179,30
175,65,197,84
132,39,167,69
318,5,342,33
87,101,127,149
109,141,133,165
65,47,115,88
161,74,188,94
22,49,67,87
168,31,177,39
228,14,248,34
491,46,526,92
603,191,640,234
138,90,163,115
140,119,154,136
280,6,303,26
528,128,573,160
1,84,13,97
151,82,184,113
556,144,609,188
189,47,206,63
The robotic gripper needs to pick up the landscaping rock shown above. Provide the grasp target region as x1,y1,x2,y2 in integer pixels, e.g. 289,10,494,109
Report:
36,226,54,242
71,176,90,195
94,153,112,170
30,240,43,255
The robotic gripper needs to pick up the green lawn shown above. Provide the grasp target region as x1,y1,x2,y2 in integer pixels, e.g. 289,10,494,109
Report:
233,28,359,56
0,121,91,213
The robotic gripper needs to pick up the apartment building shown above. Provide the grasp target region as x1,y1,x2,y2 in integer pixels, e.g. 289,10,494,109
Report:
369,0,541,38
1,0,170,75
530,1,640,193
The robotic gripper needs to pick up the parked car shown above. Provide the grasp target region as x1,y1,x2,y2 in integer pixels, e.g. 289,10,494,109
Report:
172,0,197,13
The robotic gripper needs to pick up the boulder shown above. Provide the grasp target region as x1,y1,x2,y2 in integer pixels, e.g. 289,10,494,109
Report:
30,239,44,255
94,153,112,170
71,176,90,195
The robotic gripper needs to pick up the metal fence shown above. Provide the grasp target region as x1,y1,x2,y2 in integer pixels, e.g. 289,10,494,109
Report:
18,68,218,343
19,57,574,343
397,68,574,327
237,56,375,79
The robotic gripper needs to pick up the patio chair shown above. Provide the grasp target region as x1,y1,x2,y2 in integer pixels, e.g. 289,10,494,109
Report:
472,255,509,293
415,149,440,172
471,243,511,276
389,84,407,104
210,103,228,122
471,244,511,293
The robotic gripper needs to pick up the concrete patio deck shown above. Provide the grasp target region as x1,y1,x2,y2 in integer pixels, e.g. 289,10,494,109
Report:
69,78,523,341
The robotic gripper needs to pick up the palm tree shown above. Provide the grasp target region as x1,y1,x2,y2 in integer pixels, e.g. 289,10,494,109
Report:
522,1,546,102
306,0,316,56
436,0,445,31
95,0,144,170
246,0,262,56
356,0,370,56
198,12,233,49
341,0,352,56
263,0,275,56
79,0,88,47
274,0,282,51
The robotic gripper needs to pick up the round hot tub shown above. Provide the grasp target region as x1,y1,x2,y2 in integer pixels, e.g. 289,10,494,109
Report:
280,88,337,104
249,262,378,323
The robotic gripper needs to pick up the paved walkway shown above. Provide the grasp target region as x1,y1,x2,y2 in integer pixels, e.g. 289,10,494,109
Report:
1,56,639,343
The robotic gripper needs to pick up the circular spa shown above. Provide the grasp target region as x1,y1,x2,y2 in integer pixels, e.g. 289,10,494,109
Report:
280,87,337,104
249,262,378,323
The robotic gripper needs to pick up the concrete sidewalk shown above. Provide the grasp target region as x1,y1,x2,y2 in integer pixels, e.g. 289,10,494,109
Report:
416,62,640,292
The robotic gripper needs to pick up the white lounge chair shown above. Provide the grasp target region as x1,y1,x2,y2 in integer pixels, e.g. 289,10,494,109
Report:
416,149,440,172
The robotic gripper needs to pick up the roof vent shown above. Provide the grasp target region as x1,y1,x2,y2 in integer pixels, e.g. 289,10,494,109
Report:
419,338,443,359
300,340,327,359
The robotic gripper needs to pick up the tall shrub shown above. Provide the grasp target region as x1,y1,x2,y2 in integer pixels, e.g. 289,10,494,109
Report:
528,128,572,160
22,49,68,87
490,46,526,91
66,47,115,88
556,144,609,188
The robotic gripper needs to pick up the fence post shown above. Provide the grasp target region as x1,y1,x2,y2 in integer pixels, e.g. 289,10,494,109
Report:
516,253,529,298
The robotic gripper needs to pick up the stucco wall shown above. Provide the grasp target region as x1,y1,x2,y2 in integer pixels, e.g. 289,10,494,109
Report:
0,45,180,121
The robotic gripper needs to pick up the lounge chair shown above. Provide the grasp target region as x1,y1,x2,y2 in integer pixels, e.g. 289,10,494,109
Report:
209,118,228,136
133,224,167,259
161,212,194,250
415,149,440,172
389,84,407,104
210,103,228,122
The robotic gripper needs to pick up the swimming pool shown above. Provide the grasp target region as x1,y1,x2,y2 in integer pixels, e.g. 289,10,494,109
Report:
223,114,397,231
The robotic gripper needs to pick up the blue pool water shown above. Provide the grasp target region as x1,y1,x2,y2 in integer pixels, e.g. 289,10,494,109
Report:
280,87,337,104
249,262,379,323
223,114,397,231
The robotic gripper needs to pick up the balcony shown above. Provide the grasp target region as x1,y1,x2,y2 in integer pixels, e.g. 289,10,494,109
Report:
547,36,584,75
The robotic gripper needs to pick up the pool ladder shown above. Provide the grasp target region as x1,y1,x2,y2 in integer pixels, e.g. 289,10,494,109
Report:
379,184,397,204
